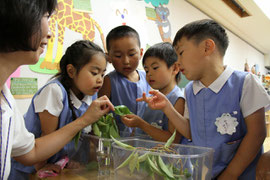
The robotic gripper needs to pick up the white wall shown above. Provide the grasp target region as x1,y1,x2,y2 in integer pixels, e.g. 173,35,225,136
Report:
15,0,266,114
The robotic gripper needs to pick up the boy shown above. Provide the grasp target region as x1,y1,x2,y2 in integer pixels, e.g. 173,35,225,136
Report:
98,25,151,133
138,19,270,179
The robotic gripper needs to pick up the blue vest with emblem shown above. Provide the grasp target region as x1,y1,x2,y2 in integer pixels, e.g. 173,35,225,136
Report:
184,70,261,179
138,85,184,135
11,78,97,174
108,70,151,133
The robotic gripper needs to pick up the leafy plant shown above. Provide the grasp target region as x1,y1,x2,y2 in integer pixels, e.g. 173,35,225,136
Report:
73,105,132,148
112,130,192,180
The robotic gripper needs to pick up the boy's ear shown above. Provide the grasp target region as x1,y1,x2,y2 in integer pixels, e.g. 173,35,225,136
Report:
203,39,215,55
172,62,180,75
106,53,112,63
66,64,76,78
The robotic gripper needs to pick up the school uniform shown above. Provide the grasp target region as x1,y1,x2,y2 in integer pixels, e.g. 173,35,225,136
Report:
9,78,96,179
108,70,151,133
184,66,270,179
137,85,184,134
0,84,35,180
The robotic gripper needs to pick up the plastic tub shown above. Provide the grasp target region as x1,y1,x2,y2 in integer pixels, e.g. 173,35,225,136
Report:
112,138,214,180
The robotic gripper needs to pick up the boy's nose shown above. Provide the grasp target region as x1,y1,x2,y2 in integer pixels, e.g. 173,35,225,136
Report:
122,56,130,64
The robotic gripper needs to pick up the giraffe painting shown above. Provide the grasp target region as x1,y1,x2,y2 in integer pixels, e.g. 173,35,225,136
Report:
40,0,106,70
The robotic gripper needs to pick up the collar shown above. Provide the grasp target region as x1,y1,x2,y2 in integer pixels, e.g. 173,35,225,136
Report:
1,84,14,115
193,66,234,95
69,90,92,109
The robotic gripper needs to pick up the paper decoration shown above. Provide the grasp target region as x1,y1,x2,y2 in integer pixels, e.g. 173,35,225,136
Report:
73,0,92,13
10,77,38,99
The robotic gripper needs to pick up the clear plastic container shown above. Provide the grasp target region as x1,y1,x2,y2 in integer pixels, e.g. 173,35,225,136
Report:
112,138,214,180
70,132,151,179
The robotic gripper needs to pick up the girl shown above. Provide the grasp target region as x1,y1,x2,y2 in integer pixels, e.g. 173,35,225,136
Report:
9,39,108,180
121,42,185,142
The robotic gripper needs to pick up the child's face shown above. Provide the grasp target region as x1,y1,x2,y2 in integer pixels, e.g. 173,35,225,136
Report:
107,37,143,77
144,57,175,92
174,37,205,81
70,53,107,98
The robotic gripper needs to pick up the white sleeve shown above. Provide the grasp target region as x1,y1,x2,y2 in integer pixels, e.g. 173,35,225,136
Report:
34,83,63,117
240,73,270,118
12,104,35,157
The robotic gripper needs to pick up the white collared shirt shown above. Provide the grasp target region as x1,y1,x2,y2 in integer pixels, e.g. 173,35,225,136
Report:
184,66,270,119
34,83,92,116
0,84,34,179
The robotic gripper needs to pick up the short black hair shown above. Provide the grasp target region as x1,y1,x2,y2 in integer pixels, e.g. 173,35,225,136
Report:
0,0,57,52
173,19,229,56
106,25,141,52
143,42,181,83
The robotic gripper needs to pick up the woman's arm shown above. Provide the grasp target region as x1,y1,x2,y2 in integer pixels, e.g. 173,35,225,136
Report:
13,96,114,166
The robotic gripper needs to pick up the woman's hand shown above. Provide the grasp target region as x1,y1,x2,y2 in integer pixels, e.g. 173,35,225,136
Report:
121,114,143,128
81,95,114,126
137,90,169,111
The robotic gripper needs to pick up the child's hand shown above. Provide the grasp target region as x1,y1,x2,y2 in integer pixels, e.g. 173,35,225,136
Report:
137,90,169,111
121,114,143,128
82,95,114,125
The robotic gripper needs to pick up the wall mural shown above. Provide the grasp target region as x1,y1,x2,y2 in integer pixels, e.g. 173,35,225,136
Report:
30,0,106,74
144,0,172,43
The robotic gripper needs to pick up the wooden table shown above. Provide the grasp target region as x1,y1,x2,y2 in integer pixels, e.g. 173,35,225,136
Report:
29,167,114,180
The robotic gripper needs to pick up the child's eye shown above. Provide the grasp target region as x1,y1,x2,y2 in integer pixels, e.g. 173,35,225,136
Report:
129,53,136,57
91,72,98,76
179,51,184,56
153,66,159,70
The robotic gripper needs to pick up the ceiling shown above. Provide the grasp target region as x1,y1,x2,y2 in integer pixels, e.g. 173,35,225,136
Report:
186,0,270,57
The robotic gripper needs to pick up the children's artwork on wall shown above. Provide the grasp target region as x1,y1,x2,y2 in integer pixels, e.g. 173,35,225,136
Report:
115,8,128,25
10,77,38,99
29,0,106,74
144,0,172,43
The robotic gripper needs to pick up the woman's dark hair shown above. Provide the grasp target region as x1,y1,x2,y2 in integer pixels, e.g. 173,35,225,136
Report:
106,25,141,52
143,42,181,83
0,0,57,52
54,40,106,121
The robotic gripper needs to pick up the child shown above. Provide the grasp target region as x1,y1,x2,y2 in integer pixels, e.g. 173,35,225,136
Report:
0,1,114,179
9,40,107,179
121,42,185,143
138,19,270,179
98,25,151,133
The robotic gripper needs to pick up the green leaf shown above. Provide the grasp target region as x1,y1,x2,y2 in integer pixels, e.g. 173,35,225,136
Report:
164,130,176,148
110,125,120,138
147,156,163,177
157,156,174,179
92,123,101,137
73,130,81,149
129,152,139,174
111,135,136,150
138,153,149,162
116,151,136,170
114,105,132,116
